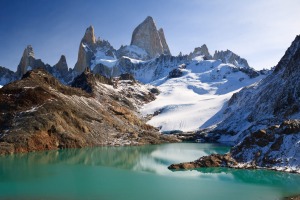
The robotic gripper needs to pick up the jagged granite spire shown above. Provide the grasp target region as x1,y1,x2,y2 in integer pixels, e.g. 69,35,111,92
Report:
82,25,96,45
74,26,96,73
16,45,40,78
54,55,68,74
131,16,171,58
158,28,171,55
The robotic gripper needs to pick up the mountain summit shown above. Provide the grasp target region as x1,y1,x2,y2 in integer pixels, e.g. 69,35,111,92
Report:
130,16,171,58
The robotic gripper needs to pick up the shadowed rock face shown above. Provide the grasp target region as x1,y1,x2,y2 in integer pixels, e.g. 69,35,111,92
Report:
74,26,97,74
53,55,68,74
0,69,179,155
131,16,171,58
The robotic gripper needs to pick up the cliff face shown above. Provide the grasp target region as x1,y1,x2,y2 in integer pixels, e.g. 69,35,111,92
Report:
130,16,171,58
0,69,178,155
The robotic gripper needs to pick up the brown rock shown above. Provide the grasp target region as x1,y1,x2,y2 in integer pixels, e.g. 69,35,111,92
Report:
0,69,179,155
74,26,97,74
168,154,237,170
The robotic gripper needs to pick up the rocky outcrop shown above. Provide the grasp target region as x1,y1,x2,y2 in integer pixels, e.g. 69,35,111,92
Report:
172,120,300,173
0,69,178,155
130,16,171,58
229,120,300,172
168,154,237,170
213,49,250,68
16,45,48,78
168,64,186,78
188,44,212,60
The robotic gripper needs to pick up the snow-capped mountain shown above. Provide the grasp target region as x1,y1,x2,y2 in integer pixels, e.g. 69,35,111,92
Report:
0,16,267,135
205,35,300,144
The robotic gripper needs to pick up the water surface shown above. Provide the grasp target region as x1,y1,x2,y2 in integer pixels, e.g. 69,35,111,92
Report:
0,143,299,200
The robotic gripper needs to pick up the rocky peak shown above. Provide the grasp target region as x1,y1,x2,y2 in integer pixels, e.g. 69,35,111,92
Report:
189,44,212,59
74,25,117,74
130,16,171,58
71,69,113,93
16,45,46,78
82,25,96,45
274,35,300,73
158,28,171,55
23,45,35,58
213,49,250,68
54,55,68,74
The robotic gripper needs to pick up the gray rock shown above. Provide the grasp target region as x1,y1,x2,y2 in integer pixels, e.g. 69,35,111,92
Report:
213,49,250,68
189,44,212,60
131,16,171,58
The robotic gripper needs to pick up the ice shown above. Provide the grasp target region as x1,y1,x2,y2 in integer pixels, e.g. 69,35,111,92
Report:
141,60,264,132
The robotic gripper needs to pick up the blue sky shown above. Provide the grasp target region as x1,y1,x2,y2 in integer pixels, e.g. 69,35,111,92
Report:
1,0,300,71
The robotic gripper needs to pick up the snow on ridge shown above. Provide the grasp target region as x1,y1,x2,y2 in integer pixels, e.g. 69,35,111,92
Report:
90,49,117,69
141,59,265,132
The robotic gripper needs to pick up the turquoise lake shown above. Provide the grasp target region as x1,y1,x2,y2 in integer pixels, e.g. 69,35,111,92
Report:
0,143,300,200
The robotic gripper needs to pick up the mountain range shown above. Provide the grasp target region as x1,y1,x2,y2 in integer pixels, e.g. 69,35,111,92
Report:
1,16,299,173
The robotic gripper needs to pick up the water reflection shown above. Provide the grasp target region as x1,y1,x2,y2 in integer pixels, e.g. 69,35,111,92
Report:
0,143,300,190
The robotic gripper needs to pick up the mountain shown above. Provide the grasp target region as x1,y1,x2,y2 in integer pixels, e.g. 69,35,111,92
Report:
204,35,300,144
16,45,49,78
0,16,261,88
0,69,178,155
74,25,116,74
169,35,300,173
130,16,171,58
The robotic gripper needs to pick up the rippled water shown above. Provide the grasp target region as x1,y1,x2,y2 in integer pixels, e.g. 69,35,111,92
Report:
0,143,299,200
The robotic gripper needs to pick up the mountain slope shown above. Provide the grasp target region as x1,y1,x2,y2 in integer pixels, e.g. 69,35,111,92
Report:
141,57,266,132
207,35,300,144
169,35,300,173
0,69,177,155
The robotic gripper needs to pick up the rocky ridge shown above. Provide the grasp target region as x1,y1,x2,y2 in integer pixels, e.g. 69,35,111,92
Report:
169,120,300,173
0,16,261,87
0,69,178,155
206,35,300,144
